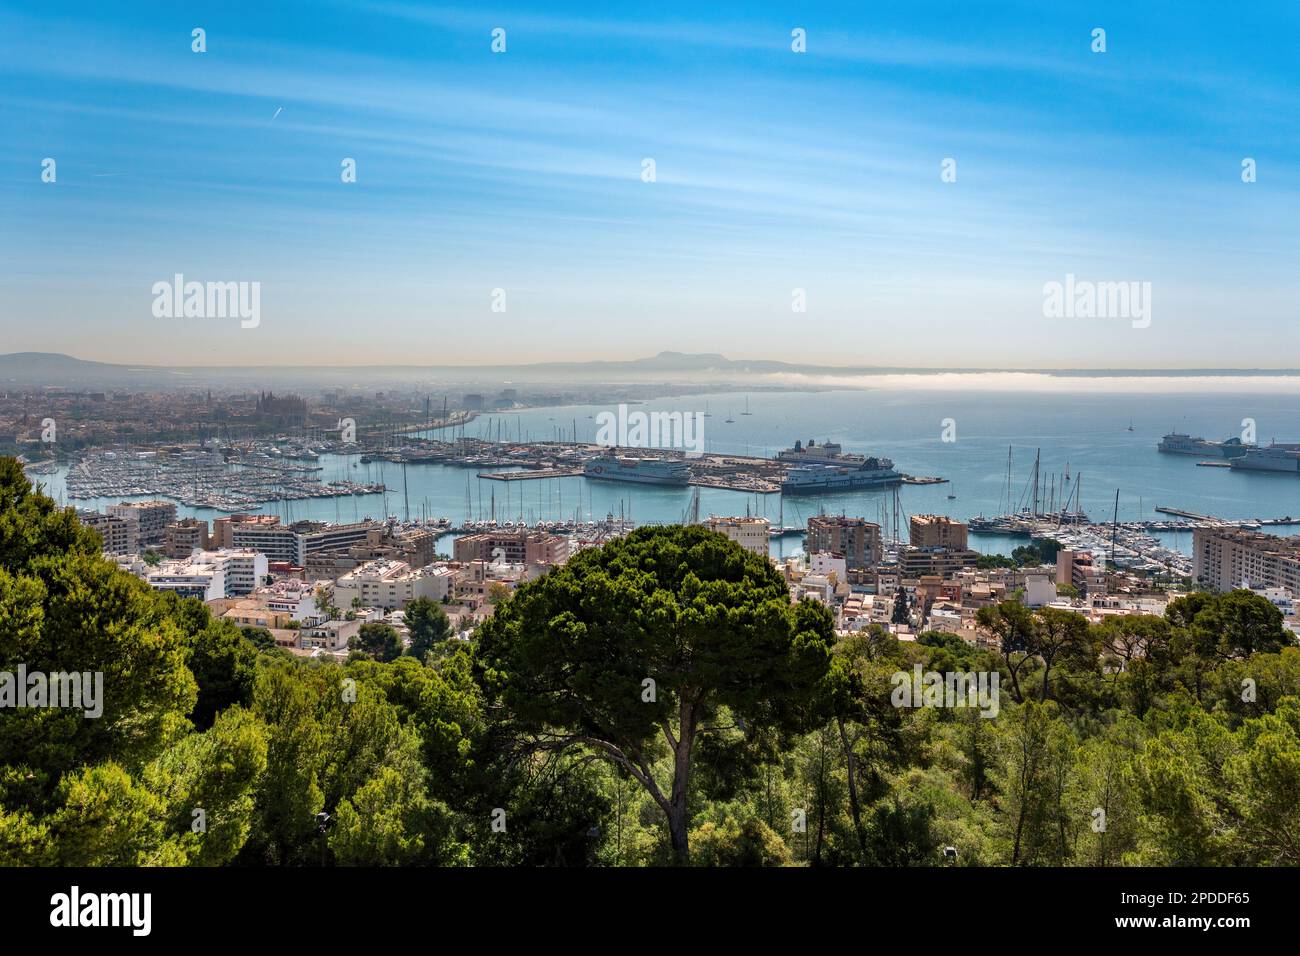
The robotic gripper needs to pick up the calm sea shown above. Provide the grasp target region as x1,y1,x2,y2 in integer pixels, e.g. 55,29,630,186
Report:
31,388,1300,560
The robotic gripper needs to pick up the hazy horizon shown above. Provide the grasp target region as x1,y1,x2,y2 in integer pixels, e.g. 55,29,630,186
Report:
16,350,1300,396
17,348,1300,375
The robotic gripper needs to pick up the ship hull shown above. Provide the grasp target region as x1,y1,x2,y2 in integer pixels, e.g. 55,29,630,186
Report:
781,474,902,495
1231,458,1300,473
1158,437,1250,459
584,471,690,486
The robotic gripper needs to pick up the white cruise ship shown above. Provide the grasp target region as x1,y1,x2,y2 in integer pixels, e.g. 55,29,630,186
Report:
781,458,902,495
583,448,691,485
1230,444,1300,474
1157,433,1250,458
777,439,865,465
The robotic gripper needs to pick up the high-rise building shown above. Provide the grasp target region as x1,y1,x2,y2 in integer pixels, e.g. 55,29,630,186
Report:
1056,548,1107,595
211,515,380,565
79,509,139,556
1193,527,1300,593
806,515,882,570
109,500,177,546
212,514,290,557
899,547,978,578
164,517,210,558
453,529,571,567
909,514,969,551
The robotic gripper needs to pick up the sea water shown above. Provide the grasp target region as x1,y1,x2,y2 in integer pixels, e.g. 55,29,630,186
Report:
31,388,1300,559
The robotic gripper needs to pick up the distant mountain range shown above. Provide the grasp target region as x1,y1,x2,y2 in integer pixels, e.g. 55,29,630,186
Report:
2,351,1299,390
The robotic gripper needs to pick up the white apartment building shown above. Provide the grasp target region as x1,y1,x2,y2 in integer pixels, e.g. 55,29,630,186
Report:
1194,527,1300,593
213,517,381,565
147,561,225,601
1022,574,1059,608
808,551,848,581
300,619,360,654
925,601,966,630
146,549,268,600
705,516,771,559
334,559,455,611
797,572,836,604
219,549,269,596
253,580,326,622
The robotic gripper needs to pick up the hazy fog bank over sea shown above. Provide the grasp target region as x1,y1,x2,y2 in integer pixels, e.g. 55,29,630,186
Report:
8,351,1300,394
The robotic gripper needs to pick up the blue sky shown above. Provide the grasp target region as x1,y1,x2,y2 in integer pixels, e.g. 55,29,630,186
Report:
1,1,1297,368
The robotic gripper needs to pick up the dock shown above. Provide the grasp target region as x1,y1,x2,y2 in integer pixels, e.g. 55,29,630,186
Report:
477,468,585,481
1154,506,1213,520
689,475,782,493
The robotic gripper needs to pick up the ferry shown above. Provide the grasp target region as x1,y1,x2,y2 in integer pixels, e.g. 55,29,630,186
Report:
781,457,902,495
777,439,865,465
1230,444,1300,474
583,449,691,486
1157,432,1250,459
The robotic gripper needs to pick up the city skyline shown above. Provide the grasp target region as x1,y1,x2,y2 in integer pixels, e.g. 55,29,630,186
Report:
2,1,1298,367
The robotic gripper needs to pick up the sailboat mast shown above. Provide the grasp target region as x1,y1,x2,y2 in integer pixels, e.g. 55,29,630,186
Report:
1111,489,1120,564
402,461,410,523
1031,449,1041,516
1004,445,1013,516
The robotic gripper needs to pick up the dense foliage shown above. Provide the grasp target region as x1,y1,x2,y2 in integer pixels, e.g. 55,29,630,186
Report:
2,456,1298,866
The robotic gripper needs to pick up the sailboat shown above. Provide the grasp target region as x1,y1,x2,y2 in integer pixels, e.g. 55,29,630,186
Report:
741,396,753,416
724,410,735,423
1127,419,1135,432
703,402,712,418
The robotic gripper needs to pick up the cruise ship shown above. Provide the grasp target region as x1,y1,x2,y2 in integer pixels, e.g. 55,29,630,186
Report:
777,438,865,465
1157,432,1250,458
583,449,691,486
1230,443,1300,474
781,458,902,495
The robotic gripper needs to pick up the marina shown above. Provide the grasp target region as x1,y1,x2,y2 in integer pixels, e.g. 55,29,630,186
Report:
24,390,1300,569
61,448,386,512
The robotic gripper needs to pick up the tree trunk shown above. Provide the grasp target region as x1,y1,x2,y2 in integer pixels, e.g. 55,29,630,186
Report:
667,803,690,864
813,731,828,865
837,718,867,859
1011,802,1026,866
667,698,697,864
1011,745,1031,865
1004,652,1024,702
